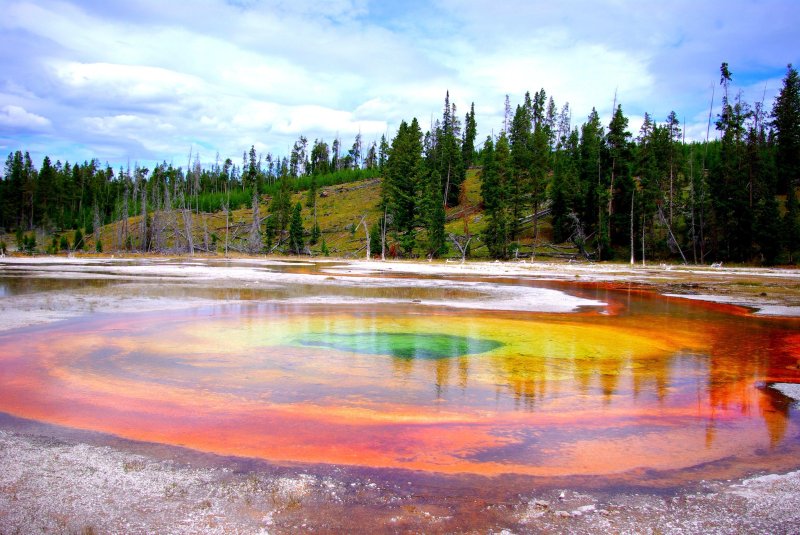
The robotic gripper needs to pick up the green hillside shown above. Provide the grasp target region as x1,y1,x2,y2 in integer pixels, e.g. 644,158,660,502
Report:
87,169,570,260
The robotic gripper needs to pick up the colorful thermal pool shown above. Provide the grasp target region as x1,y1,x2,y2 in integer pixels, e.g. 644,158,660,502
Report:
0,276,799,483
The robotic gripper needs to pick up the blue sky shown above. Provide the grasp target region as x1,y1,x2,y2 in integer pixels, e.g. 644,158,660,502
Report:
0,0,798,169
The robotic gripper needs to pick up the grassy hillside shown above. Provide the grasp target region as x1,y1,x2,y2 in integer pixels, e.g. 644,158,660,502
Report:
79,168,574,260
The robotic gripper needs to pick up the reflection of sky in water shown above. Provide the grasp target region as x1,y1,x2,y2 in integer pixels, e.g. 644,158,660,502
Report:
0,290,798,481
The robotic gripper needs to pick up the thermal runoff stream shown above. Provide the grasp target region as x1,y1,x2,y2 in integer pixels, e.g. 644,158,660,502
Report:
0,262,799,486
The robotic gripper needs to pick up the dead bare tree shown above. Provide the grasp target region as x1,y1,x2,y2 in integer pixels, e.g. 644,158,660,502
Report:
118,181,129,251
223,169,231,257
162,186,173,253
140,187,147,252
448,232,472,264
223,202,229,257
568,211,592,260
358,214,370,259
192,152,201,215
248,190,262,254
657,203,687,264
202,215,210,253
93,203,101,251
182,208,194,255
177,190,194,255
171,189,181,252
150,209,163,252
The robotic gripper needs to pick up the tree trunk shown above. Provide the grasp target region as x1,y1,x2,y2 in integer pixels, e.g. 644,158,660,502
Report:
658,204,687,264
448,233,472,264
641,214,646,266
140,187,147,252
669,163,674,226
381,206,387,261
359,215,370,259
183,208,194,255
443,162,451,208
224,204,229,257
630,188,635,265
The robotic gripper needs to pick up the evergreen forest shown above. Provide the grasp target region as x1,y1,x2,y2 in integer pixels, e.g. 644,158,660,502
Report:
2,63,799,265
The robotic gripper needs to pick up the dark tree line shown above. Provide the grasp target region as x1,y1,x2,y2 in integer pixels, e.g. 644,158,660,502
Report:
0,132,383,253
381,64,800,264
3,63,799,264
381,93,477,258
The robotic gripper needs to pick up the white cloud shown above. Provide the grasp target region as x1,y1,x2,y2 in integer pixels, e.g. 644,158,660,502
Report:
231,101,385,137
53,62,205,104
0,105,51,130
0,0,797,164
466,42,653,117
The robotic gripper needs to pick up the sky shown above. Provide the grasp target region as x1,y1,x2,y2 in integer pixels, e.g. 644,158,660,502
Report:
0,0,798,170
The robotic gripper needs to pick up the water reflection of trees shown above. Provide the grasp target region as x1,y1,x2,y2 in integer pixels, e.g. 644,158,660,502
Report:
283,307,797,449
704,324,795,447
483,317,797,449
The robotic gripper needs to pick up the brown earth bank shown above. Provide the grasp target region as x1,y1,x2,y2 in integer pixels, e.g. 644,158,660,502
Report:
2,417,800,535
1,255,800,533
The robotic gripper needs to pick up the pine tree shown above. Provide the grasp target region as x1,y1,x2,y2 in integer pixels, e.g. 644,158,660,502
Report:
269,172,292,231
545,96,557,149
349,133,363,169
784,187,800,262
310,139,330,176
605,104,633,256
245,145,258,190
73,228,84,251
438,92,464,207
503,94,511,133
331,136,341,171
383,118,423,255
748,118,780,264
264,214,277,251
634,113,661,259
508,99,532,238
530,90,552,242
36,156,55,227
364,141,378,169
378,134,389,175
711,63,752,261
665,110,682,226
4,151,24,229
772,64,800,194
481,134,512,258
461,102,477,170
755,193,781,264
310,220,321,245
369,221,381,254
422,167,446,256
24,232,36,253
550,129,581,243
306,174,317,207
289,202,304,254
290,136,308,177
578,109,604,251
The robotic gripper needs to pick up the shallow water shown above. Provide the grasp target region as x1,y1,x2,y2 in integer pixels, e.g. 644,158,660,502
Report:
0,265,798,487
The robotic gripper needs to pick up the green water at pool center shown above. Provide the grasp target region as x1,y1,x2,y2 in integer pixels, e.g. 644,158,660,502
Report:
295,332,504,360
